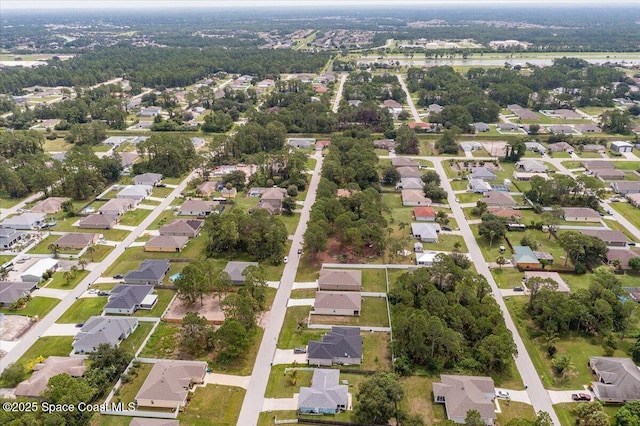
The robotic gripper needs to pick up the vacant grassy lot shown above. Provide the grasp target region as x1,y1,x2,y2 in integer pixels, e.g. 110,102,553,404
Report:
279,213,301,235
47,270,90,289
265,366,314,398
257,411,298,426
115,362,153,405
311,297,389,328
48,218,130,241
122,321,155,354
290,288,317,298
118,208,152,226
133,289,174,318
492,268,524,289
0,296,59,318
138,321,179,359
457,192,483,203
152,186,174,198
505,297,630,390
611,202,640,231
496,401,537,424
57,297,108,323
15,336,74,367
422,234,467,253
80,244,113,262
178,384,245,426
555,402,619,426
278,306,324,349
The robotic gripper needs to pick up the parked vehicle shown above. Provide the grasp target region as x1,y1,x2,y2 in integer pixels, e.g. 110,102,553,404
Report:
294,347,307,354
496,390,510,399
572,393,591,401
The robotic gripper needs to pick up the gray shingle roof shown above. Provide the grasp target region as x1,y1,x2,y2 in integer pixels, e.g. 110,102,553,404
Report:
307,327,362,361
124,259,170,283
433,375,496,423
318,269,362,291
298,369,348,412
223,261,259,284
135,360,207,406
73,316,138,353
0,281,37,304
590,357,640,402
105,285,154,310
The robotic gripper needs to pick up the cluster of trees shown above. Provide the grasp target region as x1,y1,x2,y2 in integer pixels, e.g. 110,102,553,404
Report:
204,209,288,264
527,267,632,336
133,134,199,177
336,100,395,134
394,125,420,154
0,46,331,94
389,255,517,375
526,174,602,209
176,263,268,362
0,344,131,426
227,121,287,157
247,150,309,193
342,71,406,104
321,131,380,190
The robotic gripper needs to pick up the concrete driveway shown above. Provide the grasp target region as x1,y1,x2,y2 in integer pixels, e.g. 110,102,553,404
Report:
548,389,593,404
263,395,299,411
272,349,308,366
287,298,314,307
292,282,317,289
202,372,251,389
42,323,81,336
496,388,531,404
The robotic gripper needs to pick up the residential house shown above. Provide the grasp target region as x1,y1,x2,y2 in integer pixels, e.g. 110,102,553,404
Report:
524,271,570,293
401,189,431,206
102,136,131,147
583,161,614,171
470,167,496,181
1,213,46,230
78,214,119,229
145,235,189,252
298,369,348,415
383,99,403,116
468,179,492,194
20,258,58,282
373,139,395,150
627,193,640,207
582,144,606,153
549,125,574,134
318,269,362,292
0,281,38,307
593,169,626,180
516,160,547,173
488,207,521,221
221,187,237,199
15,357,86,398
525,142,547,155
315,140,331,151
392,157,419,168
581,229,627,247
179,200,218,216
138,106,162,117
472,123,490,133
513,246,541,269
99,198,137,216
416,251,440,266
562,207,601,222
548,142,574,153
482,191,516,207
411,223,441,243
533,251,554,264
428,104,444,114
117,185,152,201
508,104,538,120
611,141,634,153
135,361,207,409
190,137,205,149
247,187,266,197
30,197,69,214
397,166,422,179
433,375,496,425
123,259,170,285
0,228,27,250
307,327,362,366
256,187,287,214
288,138,315,149
611,181,640,195
414,242,423,253
460,142,483,152
159,219,203,238
133,173,163,186
104,285,156,315
608,250,640,270
575,124,602,133
313,291,361,316
497,123,519,132
589,357,640,403
223,261,259,285
73,316,139,354
513,171,548,181
396,178,424,190
54,233,98,250
197,181,218,197
413,207,436,222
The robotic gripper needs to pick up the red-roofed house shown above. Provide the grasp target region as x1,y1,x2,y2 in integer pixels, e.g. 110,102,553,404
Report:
413,207,436,222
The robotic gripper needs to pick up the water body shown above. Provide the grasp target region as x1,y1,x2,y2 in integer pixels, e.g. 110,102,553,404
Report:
0,60,47,68
356,57,640,67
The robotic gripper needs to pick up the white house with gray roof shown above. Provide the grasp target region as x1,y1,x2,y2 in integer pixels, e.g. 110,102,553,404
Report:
223,261,259,285
104,285,156,315
470,167,496,181
117,185,153,201
1,213,46,230
133,173,163,186
135,360,207,409
123,259,170,285
307,327,362,366
313,291,361,316
433,375,496,425
73,316,138,354
590,357,640,403
411,223,441,243
0,281,38,307
298,369,349,414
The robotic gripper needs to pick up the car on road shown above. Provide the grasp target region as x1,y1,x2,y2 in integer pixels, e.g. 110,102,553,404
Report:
75,323,84,328
513,287,524,292
297,248,302,255
283,256,289,263
572,393,591,401
496,390,510,399
113,274,124,279
294,347,307,354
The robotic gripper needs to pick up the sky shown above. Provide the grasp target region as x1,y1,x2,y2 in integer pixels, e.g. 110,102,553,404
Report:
2,0,637,10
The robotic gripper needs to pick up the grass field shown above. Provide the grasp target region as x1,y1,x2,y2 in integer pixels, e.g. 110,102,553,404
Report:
57,297,108,323
15,336,74,367
46,270,90,289
178,384,245,426
132,289,174,318
611,202,640,231
265,366,314,398
310,297,389,327
555,402,619,426
122,321,155,354
0,296,59,318
118,208,152,226
115,362,153,405
80,244,113,262
278,306,324,348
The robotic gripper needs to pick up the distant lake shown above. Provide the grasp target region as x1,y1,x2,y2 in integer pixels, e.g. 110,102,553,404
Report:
0,60,47,68
356,57,640,67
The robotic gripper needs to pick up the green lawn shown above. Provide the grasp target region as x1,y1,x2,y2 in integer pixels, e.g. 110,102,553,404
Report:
0,255,15,265
178,385,246,426
258,411,298,426
492,268,525,289
422,234,468,253
496,401,537,424
43,137,73,152
457,192,482,203
310,297,389,327
134,289,174,317
48,218,130,241
80,244,113,262
450,180,469,191
28,234,72,255
505,297,631,390
122,321,155,354
290,288,317,298
278,306,324,348
0,296,59,318
265,366,314,398
57,297,108,323
114,362,154,405
163,175,187,185
147,209,181,230
138,321,180,359
361,331,392,371
613,161,640,171
555,402,619,426
152,186,174,198
46,270,90,289
361,268,388,293
279,213,301,235
399,376,447,424
118,208,152,226
15,336,74,367
611,202,640,231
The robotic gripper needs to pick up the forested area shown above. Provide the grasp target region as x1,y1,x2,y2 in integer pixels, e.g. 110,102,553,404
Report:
0,46,331,94
389,255,518,375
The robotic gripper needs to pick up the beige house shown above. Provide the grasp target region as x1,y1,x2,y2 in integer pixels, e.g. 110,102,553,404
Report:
15,357,86,398
98,198,137,216
318,269,362,291
30,197,69,214
159,219,204,238
135,361,207,409
54,233,99,250
313,291,361,316
433,375,496,425
144,235,188,252
196,181,217,196
78,214,119,229
482,191,516,207
401,190,431,207
562,207,601,222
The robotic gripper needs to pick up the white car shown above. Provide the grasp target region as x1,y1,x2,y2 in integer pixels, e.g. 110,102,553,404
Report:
496,390,510,399
284,256,289,263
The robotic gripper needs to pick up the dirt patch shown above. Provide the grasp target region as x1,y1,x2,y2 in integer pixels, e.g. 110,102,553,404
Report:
308,238,381,267
452,158,502,173
481,141,508,158
163,294,226,323
0,315,34,341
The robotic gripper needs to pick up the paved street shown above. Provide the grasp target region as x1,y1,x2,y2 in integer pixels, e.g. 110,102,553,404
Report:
0,170,197,370
237,152,324,426
332,73,347,113
396,74,421,122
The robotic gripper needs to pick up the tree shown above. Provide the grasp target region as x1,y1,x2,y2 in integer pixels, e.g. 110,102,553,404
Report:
424,182,448,202
282,196,297,215
222,170,247,191
382,165,400,185
551,356,576,381
78,259,87,271
395,125,420,154
221,291,257,330
303,222,328,261
558,231,608,270
174,262,205,306
181,312,213,355
421,170,441,186
496,256,506,269
527,277,558,312
354,372,404,425
601,109,631,134
435,210,450,226
503,139,526,162
0,363,27,387
629,257,640,272
85,245,96,262
214,319,251,362
48,243,60,258
435,128,460,154
43,373,96,425
574,401,609,426
615,401,640,426
478,214,507,247
465,410,485,426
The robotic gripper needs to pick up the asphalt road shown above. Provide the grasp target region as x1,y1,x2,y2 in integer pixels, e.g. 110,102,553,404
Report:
332,73,347,113
433,159,561,425
0,170,197,370
236,152,324,426
0,192,44,221
396,74,421,122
